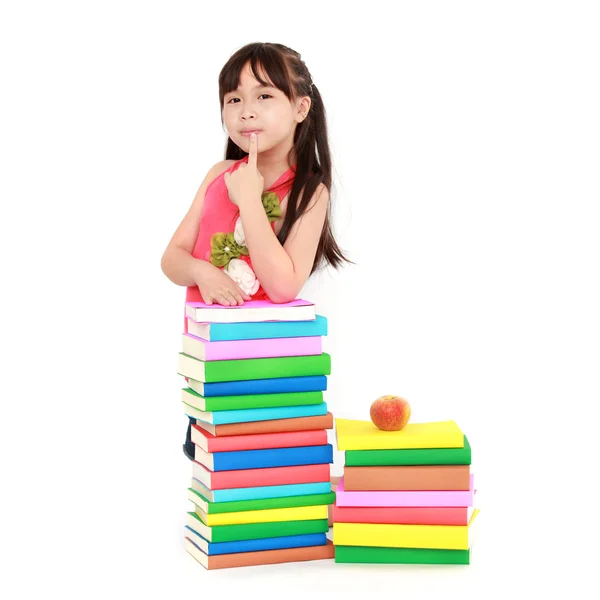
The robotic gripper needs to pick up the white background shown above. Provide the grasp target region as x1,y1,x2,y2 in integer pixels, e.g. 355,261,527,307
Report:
1,1,598,598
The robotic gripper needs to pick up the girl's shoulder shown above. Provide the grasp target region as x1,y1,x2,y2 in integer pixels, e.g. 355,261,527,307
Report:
205,158,244,193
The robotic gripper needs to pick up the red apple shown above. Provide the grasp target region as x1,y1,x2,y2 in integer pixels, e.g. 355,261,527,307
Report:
370,395,411,431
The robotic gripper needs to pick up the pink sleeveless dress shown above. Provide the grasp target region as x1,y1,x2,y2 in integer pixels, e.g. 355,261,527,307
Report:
183,156,296,332
181,156,296,459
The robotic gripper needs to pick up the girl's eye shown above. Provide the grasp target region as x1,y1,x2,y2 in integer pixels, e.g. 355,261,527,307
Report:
227,94,272,104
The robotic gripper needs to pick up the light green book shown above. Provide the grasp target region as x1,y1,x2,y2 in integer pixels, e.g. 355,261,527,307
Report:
335,545,471,564
188,488,336,514
181,388,323,412
178,352,331,383
344,436,472,466
186,512,329,543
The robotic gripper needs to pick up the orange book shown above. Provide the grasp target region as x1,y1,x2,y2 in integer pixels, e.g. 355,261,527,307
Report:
185,537,334,569
343,465,471,491
195,412,334,437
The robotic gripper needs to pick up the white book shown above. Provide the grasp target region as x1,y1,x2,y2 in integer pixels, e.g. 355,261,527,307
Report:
185,299,315,324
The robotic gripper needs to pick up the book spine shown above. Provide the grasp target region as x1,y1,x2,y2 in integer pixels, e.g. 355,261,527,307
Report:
344,439,472,466
208,316,328,341
209,402,328,425
200,375,328,396
187,512,329,543
332,504,472,526
336,475,475,507
205,532,328,556
210,482,332,502
201,492,336,515
343,465,471,491
204,336,322,360
185,538,334,568
332,522,471,550
205,412,334,436
203,504,329,526
211,444,334,472
209,463,331,490
334,545,470,565
205,353,331,383
203,391,324,413
205,429,328,452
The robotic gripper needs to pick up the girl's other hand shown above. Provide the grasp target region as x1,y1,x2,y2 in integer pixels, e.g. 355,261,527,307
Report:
193,261,252,306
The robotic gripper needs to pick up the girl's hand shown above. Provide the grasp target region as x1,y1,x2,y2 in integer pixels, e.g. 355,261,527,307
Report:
193,261,252,306
224,133,264,207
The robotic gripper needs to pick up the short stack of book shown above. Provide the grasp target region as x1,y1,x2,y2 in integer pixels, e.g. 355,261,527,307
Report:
332,418,479,565
178,298,336,569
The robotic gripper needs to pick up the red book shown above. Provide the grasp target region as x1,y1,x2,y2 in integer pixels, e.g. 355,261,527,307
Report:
192,461,331,490
191,425,328,453
332,502,475,526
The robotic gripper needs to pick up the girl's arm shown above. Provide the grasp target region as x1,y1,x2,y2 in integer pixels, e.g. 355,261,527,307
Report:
161,160,231,286
238,183,329,303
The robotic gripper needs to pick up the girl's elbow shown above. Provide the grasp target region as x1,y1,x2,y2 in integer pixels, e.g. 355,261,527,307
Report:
268,286,299,304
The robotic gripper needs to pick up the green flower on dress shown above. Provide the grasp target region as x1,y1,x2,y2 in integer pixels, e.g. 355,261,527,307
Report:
209,232,248,267
261,192,282,222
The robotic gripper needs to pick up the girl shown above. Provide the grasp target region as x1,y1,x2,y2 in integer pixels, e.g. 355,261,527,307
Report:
160,42,351,461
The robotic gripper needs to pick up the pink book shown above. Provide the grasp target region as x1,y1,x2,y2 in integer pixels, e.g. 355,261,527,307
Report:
181,333,322,361
335,475,475,508
192,426,328,453
191,461,331,490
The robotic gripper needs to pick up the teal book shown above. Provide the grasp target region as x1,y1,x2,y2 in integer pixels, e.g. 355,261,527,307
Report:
184,401,328,425
187,314,328,341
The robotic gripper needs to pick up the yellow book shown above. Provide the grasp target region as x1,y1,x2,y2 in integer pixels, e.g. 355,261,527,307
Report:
335,419,464,450
333,509,479,550
195,504,329,526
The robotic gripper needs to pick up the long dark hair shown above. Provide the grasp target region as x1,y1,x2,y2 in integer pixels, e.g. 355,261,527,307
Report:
217,42,352,274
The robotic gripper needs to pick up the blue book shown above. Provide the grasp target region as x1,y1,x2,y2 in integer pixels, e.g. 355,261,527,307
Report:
187,375,328,397
195,444,334,471
186,314,328,341
190,479,332,502
184,529,327,556
184,401,328,425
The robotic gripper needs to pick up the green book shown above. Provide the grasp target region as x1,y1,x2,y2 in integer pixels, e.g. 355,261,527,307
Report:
178,352,331,383
335,545,471,565
182,388,324,412
188,488,336,514
187,512,329,543
344,436,472,466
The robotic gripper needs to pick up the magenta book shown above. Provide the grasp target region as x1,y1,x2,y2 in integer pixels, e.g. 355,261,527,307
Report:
182,333,322,361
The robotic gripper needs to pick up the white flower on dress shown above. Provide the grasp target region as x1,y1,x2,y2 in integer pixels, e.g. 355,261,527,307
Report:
224,258,260,295
233,217,246,247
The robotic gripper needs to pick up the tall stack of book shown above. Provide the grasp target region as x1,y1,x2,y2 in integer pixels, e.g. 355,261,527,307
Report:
332,418,479,565
178,298,336,570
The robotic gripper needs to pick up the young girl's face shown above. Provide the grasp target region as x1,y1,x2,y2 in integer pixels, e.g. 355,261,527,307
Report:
222,62,307,156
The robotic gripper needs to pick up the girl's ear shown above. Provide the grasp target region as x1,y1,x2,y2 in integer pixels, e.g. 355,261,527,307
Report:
295,96,311,122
